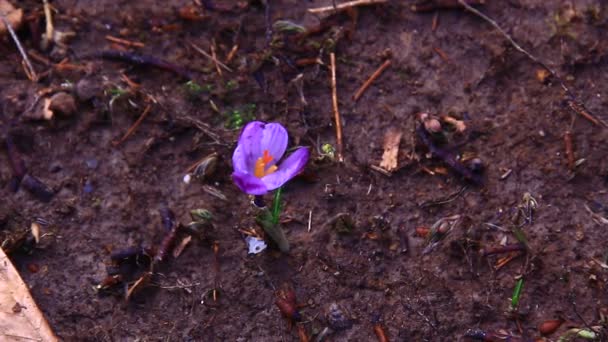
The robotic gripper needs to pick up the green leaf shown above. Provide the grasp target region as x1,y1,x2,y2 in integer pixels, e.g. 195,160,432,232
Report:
511,278,524,309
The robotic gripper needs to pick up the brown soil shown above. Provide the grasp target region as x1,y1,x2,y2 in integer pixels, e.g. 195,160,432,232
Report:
2,0,608,341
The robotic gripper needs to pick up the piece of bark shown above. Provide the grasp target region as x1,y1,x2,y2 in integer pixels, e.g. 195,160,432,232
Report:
0,248,58,342
379,127,402,172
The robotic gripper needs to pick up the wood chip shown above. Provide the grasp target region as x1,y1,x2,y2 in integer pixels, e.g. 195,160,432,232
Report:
172,235,192,258
379,127,402,172
0,248,58,342
0,0,22,36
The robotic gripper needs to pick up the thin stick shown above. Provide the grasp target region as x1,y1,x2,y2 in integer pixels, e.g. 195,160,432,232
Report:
308,0,387,14
353,59,391,101
564,130,574,171
189,42,233,73
0,14,38,81
458,0,606,128
330,53,344,162
210,40,223,77
225,44,239,64
105,35,145,48
112,104,152,146
307,210,312,232
433,47,451,63
42,0,54,47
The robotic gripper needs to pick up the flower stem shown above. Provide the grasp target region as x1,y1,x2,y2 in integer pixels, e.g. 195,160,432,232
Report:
255,189,289,252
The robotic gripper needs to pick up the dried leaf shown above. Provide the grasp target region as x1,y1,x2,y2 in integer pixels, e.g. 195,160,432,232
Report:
0,248,58,341
379,127,402,172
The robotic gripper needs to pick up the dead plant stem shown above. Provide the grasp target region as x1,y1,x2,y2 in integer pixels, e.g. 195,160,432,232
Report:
308,0,387,14
0,14,38,81
113,104,152,146
353,59,391,101
330,53,344,162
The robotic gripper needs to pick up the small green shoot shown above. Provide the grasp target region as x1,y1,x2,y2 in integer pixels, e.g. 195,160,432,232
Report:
105,86,129,110
225,80,238,91
557,328,598,341
321,143,336,160
107,87,128,98
511,227,529,248
273,20,307,33
511,278,524,310
224,104,256,130
190,209,212,222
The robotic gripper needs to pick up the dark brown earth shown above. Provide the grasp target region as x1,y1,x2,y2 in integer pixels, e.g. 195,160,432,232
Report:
2,0,608,341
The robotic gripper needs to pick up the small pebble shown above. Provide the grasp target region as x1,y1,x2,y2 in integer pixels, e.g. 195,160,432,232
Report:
85,158,98,169
327,303,353,331
49,92,77,117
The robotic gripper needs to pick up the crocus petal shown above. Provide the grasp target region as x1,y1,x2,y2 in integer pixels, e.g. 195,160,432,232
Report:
261,147,309,191
232,171,268,195
260,123,288,166
233,121,265,173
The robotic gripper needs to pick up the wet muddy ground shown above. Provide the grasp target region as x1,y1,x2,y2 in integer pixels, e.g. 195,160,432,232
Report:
2,0,608,341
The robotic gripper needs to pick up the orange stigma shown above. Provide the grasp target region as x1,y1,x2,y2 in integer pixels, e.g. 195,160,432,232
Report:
254,150,278,178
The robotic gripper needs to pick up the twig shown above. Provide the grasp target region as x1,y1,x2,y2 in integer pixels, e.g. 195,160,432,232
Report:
0,14,38,81
189,42,233,73
418,185,467,208
93,50,192,79
307,210,312,233
308,0,388,14
212,241,220,302
433,47,451,63
411,0,485,12
330,53,344,162
564,130,575,171
42,0,54,49
210,39,223,77
112,104,152,146
353,59,391,101
457,0,606,128
105,35,145,48
225,44,239,64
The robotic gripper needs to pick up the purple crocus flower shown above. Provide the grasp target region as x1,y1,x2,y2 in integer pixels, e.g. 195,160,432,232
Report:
232,121,309,195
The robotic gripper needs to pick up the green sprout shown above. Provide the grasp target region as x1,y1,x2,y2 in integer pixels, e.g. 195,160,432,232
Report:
510,278,524,310
105,86,129,111
557,328,598,341
321,143,336,160
106,86,128,98
272,20,307,33
190,209,212,222
224,104,256,130
225,79,238,91
185,80,203,94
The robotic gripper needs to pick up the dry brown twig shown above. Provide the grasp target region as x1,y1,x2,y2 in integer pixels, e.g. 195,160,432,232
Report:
308,0,388,14
353,59,391,101
0,14,38,81
105,35,145,48
210,39,223,77
41,0,53,49
457,0,606,128
189,41,233,73
225,44,239,64
112,104,153,146
330,52,344,163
